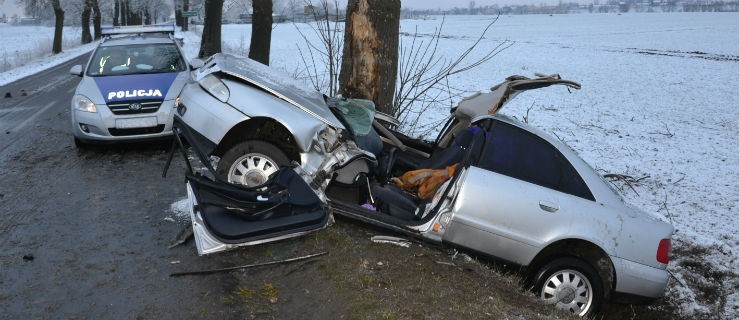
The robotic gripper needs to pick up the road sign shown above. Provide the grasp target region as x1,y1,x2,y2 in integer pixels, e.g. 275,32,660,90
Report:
181,11,197,17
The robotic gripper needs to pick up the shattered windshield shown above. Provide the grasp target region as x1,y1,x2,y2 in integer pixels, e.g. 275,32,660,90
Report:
331,98,376,136
87,43,186,76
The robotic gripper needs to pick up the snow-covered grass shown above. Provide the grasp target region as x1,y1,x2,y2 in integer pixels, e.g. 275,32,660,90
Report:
0,23,96,86
3,12,737,319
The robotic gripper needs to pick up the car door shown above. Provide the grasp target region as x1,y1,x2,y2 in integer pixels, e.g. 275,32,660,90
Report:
443,120,599,265
172,119,330,255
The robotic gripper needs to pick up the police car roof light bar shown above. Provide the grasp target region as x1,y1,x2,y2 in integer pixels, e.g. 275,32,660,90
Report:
101,23,175,37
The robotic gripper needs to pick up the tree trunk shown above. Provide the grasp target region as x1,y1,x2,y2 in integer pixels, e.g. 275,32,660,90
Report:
126,1,138,25
248,0,272,65
81,0,92,44
120,0,128,26
92,0,101,39
113,0,120,26
52,0,64,54
198,0,224,58
338,0,400,115
182,0,189,31
144,8,151,25
176,9,182,27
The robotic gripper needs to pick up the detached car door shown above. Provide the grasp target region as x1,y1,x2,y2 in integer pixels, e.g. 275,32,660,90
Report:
174,120,329,255
443,120,599,265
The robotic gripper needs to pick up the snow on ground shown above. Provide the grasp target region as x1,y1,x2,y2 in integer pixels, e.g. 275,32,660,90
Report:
2,12,737,319
0,24,97,86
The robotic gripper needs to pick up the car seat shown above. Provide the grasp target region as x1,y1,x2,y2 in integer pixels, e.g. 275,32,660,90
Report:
395,126,484,171
370,184,420,220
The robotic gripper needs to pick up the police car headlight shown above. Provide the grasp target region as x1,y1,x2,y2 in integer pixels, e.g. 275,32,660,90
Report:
72,95,97,113
199,74,229,102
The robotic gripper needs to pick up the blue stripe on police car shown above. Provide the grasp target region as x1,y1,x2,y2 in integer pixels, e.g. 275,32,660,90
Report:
94,73,178,103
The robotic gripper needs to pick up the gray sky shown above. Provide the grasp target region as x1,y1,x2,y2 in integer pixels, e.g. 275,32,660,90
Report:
1,1,24,17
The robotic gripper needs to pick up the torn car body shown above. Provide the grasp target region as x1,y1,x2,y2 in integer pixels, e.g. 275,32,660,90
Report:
166,53,673,317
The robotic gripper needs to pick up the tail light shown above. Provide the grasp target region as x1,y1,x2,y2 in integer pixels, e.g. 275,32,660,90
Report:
656,239,671,264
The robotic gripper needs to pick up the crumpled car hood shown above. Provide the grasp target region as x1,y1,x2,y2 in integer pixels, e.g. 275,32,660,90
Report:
195,53,345,130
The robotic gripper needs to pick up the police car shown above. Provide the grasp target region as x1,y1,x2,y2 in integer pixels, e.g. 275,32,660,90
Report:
69,24,189,146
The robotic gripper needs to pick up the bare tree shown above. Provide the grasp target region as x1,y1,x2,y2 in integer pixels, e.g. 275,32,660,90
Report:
121,0,129,25
177,0,201,28
114,0,120,25
198,0,224,58
81,0,92,44
294,0,344,96
249,0,272,65
92,0,101,39
51,0,64,54
18,0,54,20
393,15,512,135
182,0,190,31
339,0,401,115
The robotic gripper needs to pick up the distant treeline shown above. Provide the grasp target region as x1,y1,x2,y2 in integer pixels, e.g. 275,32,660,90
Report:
401,1,739,17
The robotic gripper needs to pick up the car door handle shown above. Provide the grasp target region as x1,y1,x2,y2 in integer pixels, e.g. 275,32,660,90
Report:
539,201,559,213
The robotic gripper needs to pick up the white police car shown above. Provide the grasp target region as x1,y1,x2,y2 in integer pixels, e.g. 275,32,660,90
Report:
69,24,189,146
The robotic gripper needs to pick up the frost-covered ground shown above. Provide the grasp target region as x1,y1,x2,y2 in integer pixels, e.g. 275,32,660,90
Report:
2,12,737,319
0,24,96,84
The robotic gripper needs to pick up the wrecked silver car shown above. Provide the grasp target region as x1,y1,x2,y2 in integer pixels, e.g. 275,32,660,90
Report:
166,53,674,317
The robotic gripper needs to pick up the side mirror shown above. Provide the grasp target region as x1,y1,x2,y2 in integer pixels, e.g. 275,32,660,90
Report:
69,65,83,77
190,58,204,70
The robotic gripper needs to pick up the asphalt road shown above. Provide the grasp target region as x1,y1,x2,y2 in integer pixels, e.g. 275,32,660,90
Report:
0,54,251,318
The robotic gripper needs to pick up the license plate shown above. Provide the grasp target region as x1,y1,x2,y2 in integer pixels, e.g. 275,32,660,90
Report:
115,117,157,129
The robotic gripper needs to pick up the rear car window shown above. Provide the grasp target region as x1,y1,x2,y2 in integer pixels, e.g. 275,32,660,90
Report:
478,121,595,201
87,43,186,76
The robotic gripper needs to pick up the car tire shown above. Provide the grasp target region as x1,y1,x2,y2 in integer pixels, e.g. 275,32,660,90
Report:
216,140,290,187
74,137,88,149
533,257,603,317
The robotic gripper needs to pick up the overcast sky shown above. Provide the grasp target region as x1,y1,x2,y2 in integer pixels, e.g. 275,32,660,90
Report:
1,1,23,17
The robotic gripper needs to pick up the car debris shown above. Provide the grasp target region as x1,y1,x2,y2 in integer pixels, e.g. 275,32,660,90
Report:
169,251,328,277
451,250,473,263
370,235,412,248
168,224,194,249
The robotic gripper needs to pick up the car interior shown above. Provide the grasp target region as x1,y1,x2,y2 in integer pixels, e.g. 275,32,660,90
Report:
91,44,185,76
325,100,490,225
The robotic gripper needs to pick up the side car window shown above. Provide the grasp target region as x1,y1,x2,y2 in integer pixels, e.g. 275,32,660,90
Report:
478,121,594,200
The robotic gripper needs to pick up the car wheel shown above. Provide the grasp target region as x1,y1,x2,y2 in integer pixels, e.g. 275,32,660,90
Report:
533,257,603,317
74,137,88,149
216,140,290,187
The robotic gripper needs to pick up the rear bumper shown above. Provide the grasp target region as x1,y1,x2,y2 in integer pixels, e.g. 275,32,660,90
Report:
612,256,669,298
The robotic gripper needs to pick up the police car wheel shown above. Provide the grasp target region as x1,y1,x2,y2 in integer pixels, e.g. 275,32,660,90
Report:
216,140,290,188
74,137,88,149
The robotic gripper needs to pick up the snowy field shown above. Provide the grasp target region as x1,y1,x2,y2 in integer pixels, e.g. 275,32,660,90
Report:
0,24,81,72
0,23,96,85
183,13,739,319
2,12,737,319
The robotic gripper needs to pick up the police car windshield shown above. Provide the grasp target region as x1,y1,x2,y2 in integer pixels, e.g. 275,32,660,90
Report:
87,43,186,76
